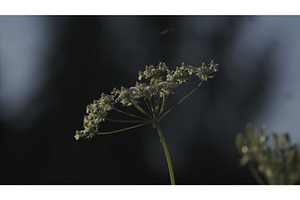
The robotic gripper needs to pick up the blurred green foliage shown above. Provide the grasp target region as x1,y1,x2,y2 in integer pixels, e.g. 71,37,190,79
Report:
236,124,300,185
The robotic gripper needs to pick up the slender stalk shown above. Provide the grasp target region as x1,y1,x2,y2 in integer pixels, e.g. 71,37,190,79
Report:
143,97,153,114
249,163,265,185
178,81,203,104
147,97,155,116
178,81,204,104
105,118,149,123
154,123,175,185
154,94,160,116
96,123,150,135
132,102,152,118
159,81,204,120
158,93,166,116
113,108,148,120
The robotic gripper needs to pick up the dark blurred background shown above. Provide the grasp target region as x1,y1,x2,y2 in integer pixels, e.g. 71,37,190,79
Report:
1,16,300,184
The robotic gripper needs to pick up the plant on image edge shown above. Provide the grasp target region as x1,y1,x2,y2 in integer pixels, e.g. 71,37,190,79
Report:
75,61,218,185
236,124,300,185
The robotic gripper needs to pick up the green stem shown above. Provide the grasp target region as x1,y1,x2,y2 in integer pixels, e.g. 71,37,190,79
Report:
132,102,152,119
105,118,149,123
154,123,175,185
154,94,160,116
147,97,155,116
96,123,150,135
249,163,265,185
158,93,166,116
113,108,148,120
178,81,204,104
159,80,204,120
144,97,153,115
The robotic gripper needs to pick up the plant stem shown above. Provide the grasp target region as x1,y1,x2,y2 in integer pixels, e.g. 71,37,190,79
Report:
154,122,175,185
144,97,153,114
159,80,204,120
154,94,160,116
249,163,265,185
105,118,149,123
96,123,150,135
113,108,148,120
132,102,152,118
147,97,155,116
158,93,166,116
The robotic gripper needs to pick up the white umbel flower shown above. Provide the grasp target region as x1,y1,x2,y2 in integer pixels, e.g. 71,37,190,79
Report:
75,61,218,140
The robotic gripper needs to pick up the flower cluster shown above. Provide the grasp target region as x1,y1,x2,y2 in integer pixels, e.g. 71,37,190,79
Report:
236,124,300,184
75,93,114,140
75,61,218,140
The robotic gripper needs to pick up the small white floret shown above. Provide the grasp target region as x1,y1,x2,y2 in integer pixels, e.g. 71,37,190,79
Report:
74,134,80,140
